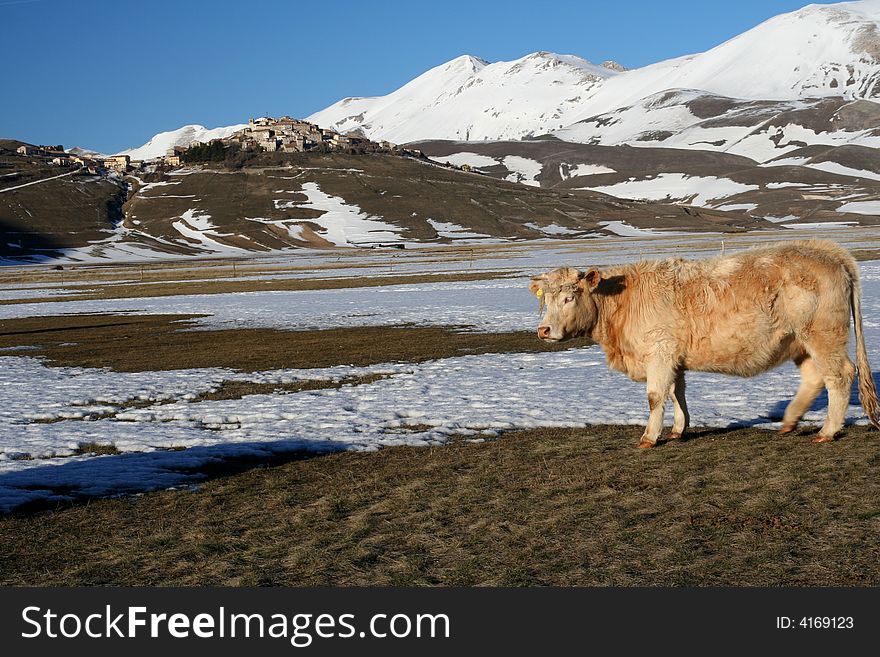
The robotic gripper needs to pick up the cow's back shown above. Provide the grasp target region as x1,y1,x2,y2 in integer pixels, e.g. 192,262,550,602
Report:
596,241,856,377
671,241,855,375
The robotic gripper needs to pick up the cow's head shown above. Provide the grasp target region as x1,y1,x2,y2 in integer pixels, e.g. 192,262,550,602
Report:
529,266,601,342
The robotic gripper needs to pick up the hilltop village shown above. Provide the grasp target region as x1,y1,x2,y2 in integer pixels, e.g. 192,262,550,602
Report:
12,117,428,175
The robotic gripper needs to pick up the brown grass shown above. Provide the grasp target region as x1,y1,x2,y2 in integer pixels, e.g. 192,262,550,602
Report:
0,314,575,372
2,423,879,586
192,373,395,402
73,442,121,456
0,270,508,305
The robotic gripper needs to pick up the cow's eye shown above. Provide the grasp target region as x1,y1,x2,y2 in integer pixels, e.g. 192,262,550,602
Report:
563,296,574,304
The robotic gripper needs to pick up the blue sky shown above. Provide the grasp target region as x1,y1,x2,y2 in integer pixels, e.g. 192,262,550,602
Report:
2,0,814,153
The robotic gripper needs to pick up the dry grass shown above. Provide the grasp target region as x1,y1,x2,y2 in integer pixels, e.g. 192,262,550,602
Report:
0,314,576,372
2,423,879,586
191,373,395,402
0,270,509,305
73,442,120,456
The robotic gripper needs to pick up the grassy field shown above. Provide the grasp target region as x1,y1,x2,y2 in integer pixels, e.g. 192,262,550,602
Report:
2,423,879,586
0,314,575,371
3,246,880,586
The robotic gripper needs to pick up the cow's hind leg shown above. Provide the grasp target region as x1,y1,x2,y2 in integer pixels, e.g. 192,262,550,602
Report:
669,371,689,439
639,362,676,449
780,355,824,435
814,353,855,443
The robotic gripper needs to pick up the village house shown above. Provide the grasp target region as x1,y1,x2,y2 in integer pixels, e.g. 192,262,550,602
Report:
281,136,306,152
221,116,382,155
51,156,72,166
16,145,38,156
103,154,131,172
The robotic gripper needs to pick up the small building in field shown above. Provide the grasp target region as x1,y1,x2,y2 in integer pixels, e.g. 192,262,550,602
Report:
16,145,38,156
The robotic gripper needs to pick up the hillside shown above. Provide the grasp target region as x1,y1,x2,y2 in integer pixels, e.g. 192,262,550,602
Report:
415,135,880,226
0,142,126,259
118,153,764,256
0,152,771,263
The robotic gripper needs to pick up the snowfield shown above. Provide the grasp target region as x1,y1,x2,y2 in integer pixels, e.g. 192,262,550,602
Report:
580,173,759,208
2,238,880,511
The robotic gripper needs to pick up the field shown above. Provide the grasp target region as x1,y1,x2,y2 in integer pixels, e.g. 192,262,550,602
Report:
2,228,880,585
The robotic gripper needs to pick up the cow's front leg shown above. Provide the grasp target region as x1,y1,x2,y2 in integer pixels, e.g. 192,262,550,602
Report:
639,362,676,448
669,371,689,439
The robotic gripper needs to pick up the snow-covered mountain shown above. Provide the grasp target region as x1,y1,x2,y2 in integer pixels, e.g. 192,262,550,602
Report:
308,1,880,144
307,52,619,143
562,0,880,118
117,123,246,160
68,146,107,159
119,2,880,159
554,91,880,162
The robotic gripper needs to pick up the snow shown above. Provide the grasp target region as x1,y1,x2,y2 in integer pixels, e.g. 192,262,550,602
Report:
4,255,880,511
523,222,582,236
295,182,404,246
715,203,758,212
304,2,880,150
501,155,543,186
580,173,759,208
171,209,250,254
782,221,860,229
558,1,880,119
426,219,489,239
837,200,880,215
429,152,497,168
0,279,540,334
242,216,306,241
118,124,247,161
807,162,880,181
309,52,616,143
598,221,692,237
568,163,617,177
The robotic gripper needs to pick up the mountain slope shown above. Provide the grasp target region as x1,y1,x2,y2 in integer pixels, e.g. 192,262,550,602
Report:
307,1,880,145
307,52,618,143
2,153,769,263
560,0,880,121
118,123,247,160
415,137,880,226
554,91,880,162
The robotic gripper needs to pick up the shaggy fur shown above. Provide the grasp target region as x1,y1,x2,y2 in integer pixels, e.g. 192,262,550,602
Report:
530,240,880,448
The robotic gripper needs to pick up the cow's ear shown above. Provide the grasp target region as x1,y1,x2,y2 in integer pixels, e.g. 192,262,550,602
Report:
529,275,546,297
579,268,601,291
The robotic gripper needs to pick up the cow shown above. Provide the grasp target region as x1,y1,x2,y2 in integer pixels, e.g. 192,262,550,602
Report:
529,239,880,448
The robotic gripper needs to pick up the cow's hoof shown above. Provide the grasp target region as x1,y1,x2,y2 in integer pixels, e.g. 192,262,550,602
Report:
637,439,656,449
669,432,683,440
778,423,796,435
812,434,834,443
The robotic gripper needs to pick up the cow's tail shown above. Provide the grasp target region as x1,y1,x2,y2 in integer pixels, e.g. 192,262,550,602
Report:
847,261,880,430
